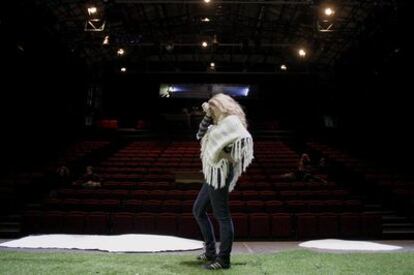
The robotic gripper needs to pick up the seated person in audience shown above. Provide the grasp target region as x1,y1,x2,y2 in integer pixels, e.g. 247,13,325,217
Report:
57,165,71,182
182,107,192,128
281,152,327,183
72,166,102,188
48,164,72,197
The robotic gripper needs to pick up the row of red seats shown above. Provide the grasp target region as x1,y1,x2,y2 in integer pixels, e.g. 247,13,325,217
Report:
98,181,338,191
100,174,175,181
96,119,118,129
55,189,351,201
45,198,363,213
23,211,381,239
56,140,110,163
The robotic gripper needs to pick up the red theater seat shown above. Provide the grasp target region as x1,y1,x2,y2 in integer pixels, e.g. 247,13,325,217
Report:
361,213,382,238
123,199,142,212
297,213,318,239
265,200,284,213
63,211,86,234
100,199,120,212
135,213,156,233
271,214,292,238
307,200,325,213
162,200,181,213
340,213,361,237
85,212,108,234
62,198,81,211
260,191,277,201
130,190,148,200
286,200,307,213
111,212,135,234
243,191,260,201
246,201,264,213
229,201,245,213
177,214,201,239
155,213,177,235
23,210,42,233
141,200,162,213
249,213,270,238
233,213,248,238
318,213,339,238
42,211,64,233
181,200,194,213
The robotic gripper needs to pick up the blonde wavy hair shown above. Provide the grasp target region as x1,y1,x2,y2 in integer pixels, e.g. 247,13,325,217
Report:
208,93,248,128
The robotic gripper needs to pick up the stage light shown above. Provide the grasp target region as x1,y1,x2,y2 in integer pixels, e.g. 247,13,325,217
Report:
88,7,97,15
204,0,211,3
210,62,215,68
117,48,125,55
318,6,336,32
121,67,127,72
84,6,105,32
212,34,218,45
324,7,335,17
298,48,306,57
280,64,287,70
103,35,109,45
165,43,174,52
201,17,210,22
202,41,208,48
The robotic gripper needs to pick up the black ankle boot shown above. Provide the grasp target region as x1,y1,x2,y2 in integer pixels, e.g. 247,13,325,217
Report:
202,258,230,270
196,252,216,262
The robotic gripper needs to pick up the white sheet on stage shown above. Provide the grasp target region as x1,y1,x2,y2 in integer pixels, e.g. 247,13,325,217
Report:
0,234,204,252
299,239,402,251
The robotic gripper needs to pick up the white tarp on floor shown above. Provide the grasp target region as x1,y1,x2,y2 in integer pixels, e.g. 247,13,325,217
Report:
299,239,402,251
0,234,204,252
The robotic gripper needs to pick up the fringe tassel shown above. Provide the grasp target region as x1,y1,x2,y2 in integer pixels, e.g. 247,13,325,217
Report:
228,137,254,192
202,136,254,192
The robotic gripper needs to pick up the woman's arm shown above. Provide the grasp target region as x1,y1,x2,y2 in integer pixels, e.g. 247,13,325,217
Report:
196,102,213,140
196,115,213,140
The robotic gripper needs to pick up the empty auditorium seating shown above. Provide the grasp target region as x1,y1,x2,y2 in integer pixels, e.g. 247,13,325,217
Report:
177,214,200,239
111,212,135,234
296,213,318,239
63,211,85,233
84,212,108,234
156,213,177,235
270,214,292,238
340,213,361,238
24,139,382,240
318,213,339,238
249,213,270,238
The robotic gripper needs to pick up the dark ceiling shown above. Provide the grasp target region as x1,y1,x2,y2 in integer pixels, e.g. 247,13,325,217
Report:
2,0,406,74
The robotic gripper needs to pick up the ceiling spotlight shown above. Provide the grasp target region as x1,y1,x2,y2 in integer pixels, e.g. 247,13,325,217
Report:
17,44,25,52
204,0,211,3
165,43,174,52
280,64,287,71
117,48,125,55
87,7,97,15
202,41,208,48
103,35,109,45
212,34,219,45
324,7,335,16
298,48,307,57
120,67,127,72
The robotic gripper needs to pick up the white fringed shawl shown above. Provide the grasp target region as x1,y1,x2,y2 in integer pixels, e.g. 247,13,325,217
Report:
200,115,254,192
